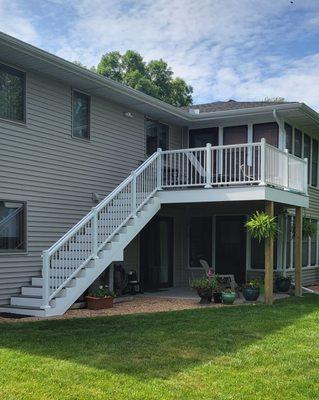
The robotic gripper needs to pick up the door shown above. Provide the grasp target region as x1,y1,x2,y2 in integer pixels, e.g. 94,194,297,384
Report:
215,216,246,284
140,217,174,290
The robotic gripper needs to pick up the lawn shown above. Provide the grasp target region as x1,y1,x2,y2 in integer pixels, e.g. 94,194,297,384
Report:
1,295,319,400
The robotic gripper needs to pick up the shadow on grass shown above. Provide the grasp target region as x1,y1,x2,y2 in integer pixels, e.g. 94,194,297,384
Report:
0,295,318,380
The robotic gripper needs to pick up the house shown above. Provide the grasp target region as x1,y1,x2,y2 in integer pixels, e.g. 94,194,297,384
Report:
0,31,317,317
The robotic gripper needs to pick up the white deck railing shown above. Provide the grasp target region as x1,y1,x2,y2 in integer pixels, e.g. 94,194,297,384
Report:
41,139,307,308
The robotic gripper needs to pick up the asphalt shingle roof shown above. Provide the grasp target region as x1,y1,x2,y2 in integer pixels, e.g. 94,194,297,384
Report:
185,100,295,113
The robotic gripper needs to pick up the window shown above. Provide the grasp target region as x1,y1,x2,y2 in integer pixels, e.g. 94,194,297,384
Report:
146,120,169,156
72,90,90,139
285,123,293,153
303,134,311,184
311,220,317,266
189,217,212,268
312,139,318,187
223,125,247,145
294,129,302,157
253,122,278,147
0,63,25,122
0,201,26,252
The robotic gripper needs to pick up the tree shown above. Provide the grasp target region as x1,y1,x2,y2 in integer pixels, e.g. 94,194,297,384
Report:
96,50,193,107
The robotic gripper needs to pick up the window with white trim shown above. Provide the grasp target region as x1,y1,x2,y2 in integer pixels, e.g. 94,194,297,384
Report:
0,201,26,252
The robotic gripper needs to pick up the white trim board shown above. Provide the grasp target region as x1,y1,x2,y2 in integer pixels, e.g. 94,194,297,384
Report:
159,186,309,208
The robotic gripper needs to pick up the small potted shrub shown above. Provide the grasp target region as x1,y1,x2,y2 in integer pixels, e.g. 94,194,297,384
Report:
212,276,223,303
86,285,115,310
243,280,260,301
222,288,236,305
275,274,292,293
190,277,213,304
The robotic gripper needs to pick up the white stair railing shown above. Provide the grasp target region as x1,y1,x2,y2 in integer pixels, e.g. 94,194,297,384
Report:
41,150,161,309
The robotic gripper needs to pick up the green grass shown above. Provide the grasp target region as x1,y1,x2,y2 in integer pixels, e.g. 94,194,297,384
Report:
1,295,319,400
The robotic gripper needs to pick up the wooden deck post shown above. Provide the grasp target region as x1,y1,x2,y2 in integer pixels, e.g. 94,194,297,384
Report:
295,207,303,297
264,201,274,305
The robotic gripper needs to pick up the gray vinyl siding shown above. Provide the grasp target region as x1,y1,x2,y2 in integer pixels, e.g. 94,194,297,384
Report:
0,67,182,305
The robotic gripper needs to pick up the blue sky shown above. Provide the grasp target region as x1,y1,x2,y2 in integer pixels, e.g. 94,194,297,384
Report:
1,0,319,109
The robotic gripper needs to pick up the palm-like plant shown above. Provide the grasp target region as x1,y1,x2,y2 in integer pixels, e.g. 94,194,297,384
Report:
246,211,278,242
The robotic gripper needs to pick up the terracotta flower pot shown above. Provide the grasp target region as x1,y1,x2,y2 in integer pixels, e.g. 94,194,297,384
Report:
86,296,113,310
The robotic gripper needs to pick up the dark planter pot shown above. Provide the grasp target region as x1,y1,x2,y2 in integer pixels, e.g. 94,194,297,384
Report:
222,292,236,305
196,288,212,304
275,278,291,293
86,296,113,310
213,292,223,304
243,287,260,301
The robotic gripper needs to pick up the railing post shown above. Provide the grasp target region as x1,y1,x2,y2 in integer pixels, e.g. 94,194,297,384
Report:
205,143,212,188
259,138,266,186
41,250,51,310
92,208,99,259
131,171,137,215
304,158,308,195
284,149,289,190
157,148,162,190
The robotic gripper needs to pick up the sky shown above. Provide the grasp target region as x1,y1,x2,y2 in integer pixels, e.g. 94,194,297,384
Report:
1,0,319,109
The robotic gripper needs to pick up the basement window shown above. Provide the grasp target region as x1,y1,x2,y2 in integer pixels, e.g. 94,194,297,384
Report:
0,201,26,252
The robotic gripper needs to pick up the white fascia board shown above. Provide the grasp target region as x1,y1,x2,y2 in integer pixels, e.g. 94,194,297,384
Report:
159,186,309,208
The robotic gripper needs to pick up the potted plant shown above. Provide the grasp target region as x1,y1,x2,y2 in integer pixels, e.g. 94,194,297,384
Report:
246,211,278,242
243,280,260,301
86,285,115,310
190,277,213,304
275,274,292,293
212,276,223,303
222,288,236,305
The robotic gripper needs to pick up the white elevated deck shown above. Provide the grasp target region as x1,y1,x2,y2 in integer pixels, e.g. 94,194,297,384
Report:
0,141,308,317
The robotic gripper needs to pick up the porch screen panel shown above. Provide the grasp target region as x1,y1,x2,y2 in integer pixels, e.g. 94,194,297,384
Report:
253,122,278,147
189,217,212,268
189,127,218,148
223,125,248,182
294,129,302,158
303,134,311,184
285,123,293,153
312,139,318,187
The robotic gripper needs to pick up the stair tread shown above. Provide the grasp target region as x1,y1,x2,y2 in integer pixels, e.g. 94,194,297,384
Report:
0,305,42,311
12,295,42,299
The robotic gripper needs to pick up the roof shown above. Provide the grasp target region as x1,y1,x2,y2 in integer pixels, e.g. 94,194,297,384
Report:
187,100,296,113
0,31,319,133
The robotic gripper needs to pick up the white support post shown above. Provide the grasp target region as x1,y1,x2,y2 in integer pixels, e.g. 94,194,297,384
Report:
131,171,137,216
41,250,51,310
284,149,289,190
304,158,308,195
205,143,212,188
157,148,162,190
259,138,266,186
92,209,99,259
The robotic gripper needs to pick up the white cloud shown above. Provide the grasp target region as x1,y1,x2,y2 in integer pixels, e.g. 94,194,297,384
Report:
0,0,39,44
2,0,319,110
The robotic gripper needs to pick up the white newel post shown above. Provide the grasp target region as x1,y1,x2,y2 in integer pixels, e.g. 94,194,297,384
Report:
92,208,99,259
260,138,266,186
205,143,212,188
41,250,50,309
131,171,137,215
157,148,162,190
284,149,289,189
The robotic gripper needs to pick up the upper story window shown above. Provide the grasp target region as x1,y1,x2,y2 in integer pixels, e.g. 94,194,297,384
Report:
0,63,25,123
304,134,311,184
189,127,218,148
146,119,168,156
72,90,90,139
312,139,318,187
0,201,26,252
